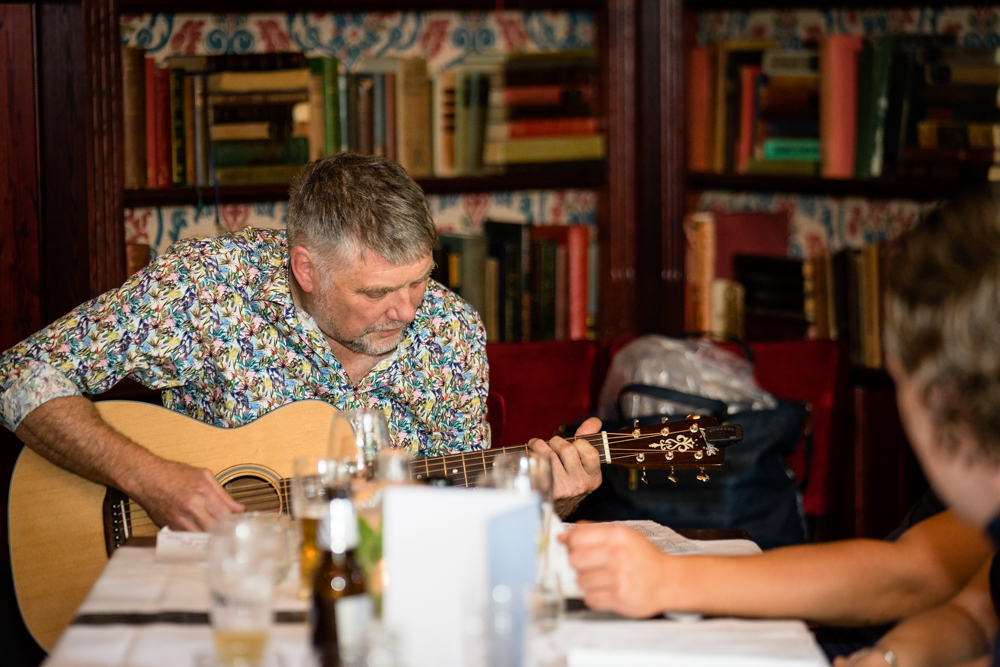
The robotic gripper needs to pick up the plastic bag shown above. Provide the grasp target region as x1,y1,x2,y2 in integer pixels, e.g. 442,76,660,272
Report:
598,335,777,422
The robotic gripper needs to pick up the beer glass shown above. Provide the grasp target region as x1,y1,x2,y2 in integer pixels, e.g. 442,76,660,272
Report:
291,455,352,600
208,515,278,667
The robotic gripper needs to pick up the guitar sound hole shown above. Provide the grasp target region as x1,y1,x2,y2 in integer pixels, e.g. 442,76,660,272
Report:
223,476,281,514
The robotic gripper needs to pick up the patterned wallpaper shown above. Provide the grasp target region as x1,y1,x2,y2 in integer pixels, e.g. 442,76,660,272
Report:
126,190,598,257
119,11,598,257
698,5,1000,47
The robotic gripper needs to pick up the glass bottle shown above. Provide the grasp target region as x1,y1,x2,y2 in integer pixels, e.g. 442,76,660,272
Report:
311,493,370,667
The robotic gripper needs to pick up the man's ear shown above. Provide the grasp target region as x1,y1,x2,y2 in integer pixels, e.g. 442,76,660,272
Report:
289,246,317,294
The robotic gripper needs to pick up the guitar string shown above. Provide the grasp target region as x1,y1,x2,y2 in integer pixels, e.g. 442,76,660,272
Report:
121,450,723,533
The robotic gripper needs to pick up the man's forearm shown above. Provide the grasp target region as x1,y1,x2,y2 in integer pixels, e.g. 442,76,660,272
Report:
656,515,990,626
15,395,158,496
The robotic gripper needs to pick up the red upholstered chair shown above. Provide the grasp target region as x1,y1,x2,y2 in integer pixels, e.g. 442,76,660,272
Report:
485,391,506,448
486,340,600,449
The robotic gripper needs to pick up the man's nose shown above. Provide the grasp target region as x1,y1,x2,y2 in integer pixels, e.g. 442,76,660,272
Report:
386,290,416,323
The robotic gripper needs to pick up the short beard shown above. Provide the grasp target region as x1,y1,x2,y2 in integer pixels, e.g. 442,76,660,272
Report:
311,278,406,357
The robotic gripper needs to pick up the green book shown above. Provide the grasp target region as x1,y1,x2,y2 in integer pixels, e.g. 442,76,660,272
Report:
762,138,820,161
438,234,488,317
322,57,341,156
854,38,893,178
169,69,187,185
211,138,309,168
466,72,481,174
454,72,468,176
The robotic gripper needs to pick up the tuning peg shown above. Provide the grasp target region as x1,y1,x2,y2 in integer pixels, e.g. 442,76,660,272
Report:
633,419,639,428
666,451,674,460
668,467,677,483
635,453,645,463
661,416,669,424
694,451,703,460
686,414,701,420
641,469,648,485
697,467,710,482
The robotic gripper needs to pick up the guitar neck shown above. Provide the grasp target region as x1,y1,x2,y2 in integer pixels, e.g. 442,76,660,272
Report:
409,444,529,487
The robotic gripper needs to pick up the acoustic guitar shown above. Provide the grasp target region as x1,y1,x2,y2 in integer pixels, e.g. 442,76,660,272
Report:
8,400,741,651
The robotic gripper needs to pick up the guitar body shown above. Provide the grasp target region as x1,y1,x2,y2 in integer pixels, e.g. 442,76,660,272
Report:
8,400,338,652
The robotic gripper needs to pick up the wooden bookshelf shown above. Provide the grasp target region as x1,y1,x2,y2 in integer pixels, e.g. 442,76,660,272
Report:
686,172,979,201
123,166,608,207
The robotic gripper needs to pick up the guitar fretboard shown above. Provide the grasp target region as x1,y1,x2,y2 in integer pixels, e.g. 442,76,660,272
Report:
409,444,530,487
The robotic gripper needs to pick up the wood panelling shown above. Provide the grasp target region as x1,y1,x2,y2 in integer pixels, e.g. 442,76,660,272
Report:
658,0,685,334
0,4,41,351
601,0,637,338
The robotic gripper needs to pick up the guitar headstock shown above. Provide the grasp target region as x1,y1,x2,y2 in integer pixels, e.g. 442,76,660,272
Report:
597,415,730,471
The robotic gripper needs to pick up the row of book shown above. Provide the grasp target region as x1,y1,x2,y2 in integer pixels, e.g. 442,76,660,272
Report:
121,48,606,189
687,36,1000,181
685,210,885,368
433,222,593,343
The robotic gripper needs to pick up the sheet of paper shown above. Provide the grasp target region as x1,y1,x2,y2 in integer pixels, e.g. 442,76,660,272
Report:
549,518,761,599
154,526,210,563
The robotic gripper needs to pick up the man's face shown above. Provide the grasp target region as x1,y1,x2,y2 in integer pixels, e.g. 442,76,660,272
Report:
890,357,1000,526
309,246,434,357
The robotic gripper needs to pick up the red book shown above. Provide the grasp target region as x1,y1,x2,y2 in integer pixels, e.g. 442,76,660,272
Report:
820,35,863,178
492,117,598,140
686,47,712,172
144,57,157,188
530,225,588,341
384,71,397,162
502,85,592,107
736,65,762,174
712,210,791,280
153,67,172,188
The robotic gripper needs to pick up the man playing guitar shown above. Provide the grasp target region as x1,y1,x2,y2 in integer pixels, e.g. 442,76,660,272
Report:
0,153,602,531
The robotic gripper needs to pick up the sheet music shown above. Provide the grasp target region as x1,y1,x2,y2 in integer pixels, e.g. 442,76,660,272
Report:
549,518,761,599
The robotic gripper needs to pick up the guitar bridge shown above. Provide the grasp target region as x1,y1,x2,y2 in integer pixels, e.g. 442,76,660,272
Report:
102,487,132,557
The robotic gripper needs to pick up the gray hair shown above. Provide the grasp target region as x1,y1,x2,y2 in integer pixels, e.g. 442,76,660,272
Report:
286,153,437,265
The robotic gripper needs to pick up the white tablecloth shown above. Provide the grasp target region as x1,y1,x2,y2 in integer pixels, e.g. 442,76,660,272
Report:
44,546,829,667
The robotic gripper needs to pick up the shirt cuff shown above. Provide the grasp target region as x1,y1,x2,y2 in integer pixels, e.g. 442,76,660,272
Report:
1,360,82,432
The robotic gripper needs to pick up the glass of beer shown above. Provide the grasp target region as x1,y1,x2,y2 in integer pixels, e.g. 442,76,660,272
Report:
291,455,352,600
208,515,278,667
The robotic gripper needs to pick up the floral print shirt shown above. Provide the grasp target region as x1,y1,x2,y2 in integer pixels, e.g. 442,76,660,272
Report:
0,228,490,458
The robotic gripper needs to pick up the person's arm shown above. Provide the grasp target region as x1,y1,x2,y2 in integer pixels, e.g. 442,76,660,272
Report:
1,249,243,530
563,510,991,625
529,417,603,518
17,395,242,530
833,557,996,667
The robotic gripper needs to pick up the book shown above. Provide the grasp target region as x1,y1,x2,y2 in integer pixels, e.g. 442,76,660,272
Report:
210,122,272,141
820,35,863,178
433,71,457,177
761,137,820,161
307,68,325,161
762,49,819,77
554,246,568,340
733,255,807,319
183,74,196,184
687,46,713,173
485,220,530,342
121,46,147,190
712,210,790,281
925,63,1000,86
736,65,762,173
486,117,599,142
213,164,303,185
145,56,157,187
745,159,819,176
466,73,482,173
437,234,488,318
362,58,432,177
484,257,501,342
684,212,715,334
917,120,998,149
192,74,209,186
531,224,589,341
530,239,558,341
165,52,308,73
211,137,309,167
854,37,894,178
206,69,310,93
483,135,605,164
501,84,592,106
384,71,397,162
711,279,745,339
373,73,386,157
169,69,187,185
454,72,469,176
357,75,374,155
